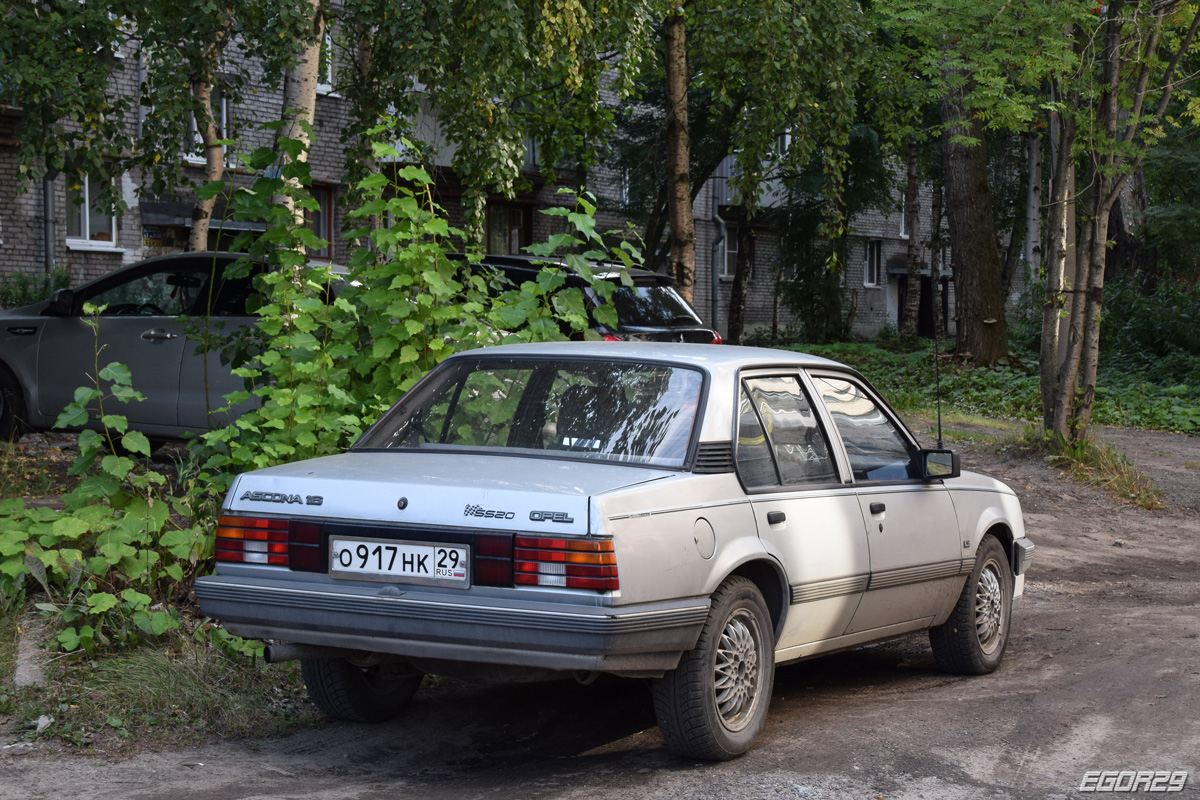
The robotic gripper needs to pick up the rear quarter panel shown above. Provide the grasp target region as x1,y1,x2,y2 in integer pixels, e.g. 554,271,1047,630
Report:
594,473,773,606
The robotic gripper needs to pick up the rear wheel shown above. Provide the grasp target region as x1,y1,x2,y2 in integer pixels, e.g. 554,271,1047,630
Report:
652,576,775,760
929,534,1013,675
301,658,423,723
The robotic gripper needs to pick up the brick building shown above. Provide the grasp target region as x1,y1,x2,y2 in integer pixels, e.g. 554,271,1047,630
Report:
1,35,977,341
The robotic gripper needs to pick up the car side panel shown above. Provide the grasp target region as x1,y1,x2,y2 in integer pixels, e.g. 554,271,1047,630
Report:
748,487,869,648
596,474,769,607
177,313,258,429
37,315,188,427
843,483,964,633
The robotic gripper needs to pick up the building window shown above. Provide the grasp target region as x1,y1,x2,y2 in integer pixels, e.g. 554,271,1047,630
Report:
488,204,528,255
317,31,335,95
721,223,740,279
865,239,882,287
187,87,228,164
899,207,909,238
66,174,117,246
306,185,334,260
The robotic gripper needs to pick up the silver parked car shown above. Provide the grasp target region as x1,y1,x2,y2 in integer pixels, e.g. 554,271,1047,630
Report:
195,342,1033,760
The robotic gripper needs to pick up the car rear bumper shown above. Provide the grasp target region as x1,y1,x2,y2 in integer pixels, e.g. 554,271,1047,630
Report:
194,575,710,676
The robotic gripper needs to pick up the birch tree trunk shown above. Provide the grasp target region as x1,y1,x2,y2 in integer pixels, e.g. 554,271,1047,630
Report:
663,12,695,301
901,135,921,339
1041,104,1074,432
189,78,224,251
277,0,325,228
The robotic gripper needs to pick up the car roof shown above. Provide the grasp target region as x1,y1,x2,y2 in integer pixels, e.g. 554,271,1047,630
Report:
455,253,674,286
443,341,842,369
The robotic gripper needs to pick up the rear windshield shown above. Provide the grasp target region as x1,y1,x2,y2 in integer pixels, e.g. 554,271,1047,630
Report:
610,285,703,328
355,357,704,468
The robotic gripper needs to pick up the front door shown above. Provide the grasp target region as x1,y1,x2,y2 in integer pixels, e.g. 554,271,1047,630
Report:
808,373,962,634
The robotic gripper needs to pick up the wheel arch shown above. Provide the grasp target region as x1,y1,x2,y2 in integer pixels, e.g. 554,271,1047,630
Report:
725,558,788,642
0,358,31,436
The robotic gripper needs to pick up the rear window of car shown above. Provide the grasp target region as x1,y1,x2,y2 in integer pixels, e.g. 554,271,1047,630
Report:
610,286,702,327
355,357,704,468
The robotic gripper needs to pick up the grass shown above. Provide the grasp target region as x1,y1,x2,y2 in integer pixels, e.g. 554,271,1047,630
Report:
1017,428,1164,510
1,610,319,751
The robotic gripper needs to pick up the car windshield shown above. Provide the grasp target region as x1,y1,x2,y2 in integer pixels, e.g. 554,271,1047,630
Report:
355,357,705,468
610,285,702,327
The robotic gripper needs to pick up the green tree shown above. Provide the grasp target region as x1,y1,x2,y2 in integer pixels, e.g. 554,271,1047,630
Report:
0,1,132,213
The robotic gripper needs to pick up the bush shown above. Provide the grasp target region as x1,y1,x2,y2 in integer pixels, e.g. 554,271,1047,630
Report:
0,268,70,309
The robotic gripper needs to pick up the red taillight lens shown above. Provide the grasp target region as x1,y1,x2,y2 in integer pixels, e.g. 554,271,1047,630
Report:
710,331,723,344
513,536,619,591
215,515,321,570
602,333,624,342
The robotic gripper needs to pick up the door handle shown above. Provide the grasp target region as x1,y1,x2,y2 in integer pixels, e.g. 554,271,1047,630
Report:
767,511,786,525
141,328,179,342
869,502,886,515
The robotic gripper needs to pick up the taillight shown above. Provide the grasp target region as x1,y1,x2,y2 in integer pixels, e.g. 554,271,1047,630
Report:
513,536,619,591
215,515,321,571
710,331,723,344
602,334,624,342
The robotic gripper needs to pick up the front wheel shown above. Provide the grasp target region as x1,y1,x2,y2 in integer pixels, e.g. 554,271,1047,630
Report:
0,368,26,442
301,658,423,723
652,576,775,760
929,534,1013,675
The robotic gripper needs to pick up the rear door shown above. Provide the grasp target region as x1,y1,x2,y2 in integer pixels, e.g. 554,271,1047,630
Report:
177,268,258,430
736,372,869,650
807,372,962,634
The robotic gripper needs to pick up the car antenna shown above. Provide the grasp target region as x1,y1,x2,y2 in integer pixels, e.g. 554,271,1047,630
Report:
934,315,944,450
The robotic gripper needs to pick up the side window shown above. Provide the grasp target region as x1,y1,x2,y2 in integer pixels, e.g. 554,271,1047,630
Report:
736,387,778,489
89,268,211,316
813,375,914,481
743,376,837,485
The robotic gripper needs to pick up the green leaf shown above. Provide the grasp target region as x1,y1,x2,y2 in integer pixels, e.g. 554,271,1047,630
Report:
120,431,151,457
85,592,119,614
100,414,129,434
54,405,90,430
51,516,91,540
195,180,226,200
98,362,132,385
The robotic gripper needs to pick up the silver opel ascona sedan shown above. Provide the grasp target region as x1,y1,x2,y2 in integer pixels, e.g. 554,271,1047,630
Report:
195,342,1033,760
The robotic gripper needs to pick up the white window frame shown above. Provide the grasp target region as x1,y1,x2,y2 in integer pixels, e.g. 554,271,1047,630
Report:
864,239,883,287
898,207,909,239
185,89,229,165
66,174,119,250
317,31,336,95
720,223,740,279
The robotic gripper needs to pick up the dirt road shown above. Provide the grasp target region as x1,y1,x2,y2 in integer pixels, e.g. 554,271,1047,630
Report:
2,428,1198,799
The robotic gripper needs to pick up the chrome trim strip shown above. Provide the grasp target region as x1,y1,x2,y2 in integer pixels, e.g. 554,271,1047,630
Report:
867,559,963,590
790,574,870,604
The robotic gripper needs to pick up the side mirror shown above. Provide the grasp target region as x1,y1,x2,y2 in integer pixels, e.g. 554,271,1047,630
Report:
919,449,960,481
46,288,75,316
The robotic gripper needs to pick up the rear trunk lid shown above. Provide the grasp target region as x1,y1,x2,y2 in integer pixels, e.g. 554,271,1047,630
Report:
225,451,672,536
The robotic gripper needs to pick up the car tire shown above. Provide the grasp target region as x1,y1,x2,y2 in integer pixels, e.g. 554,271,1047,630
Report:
929,533,1013,675
652,575,775,761
301,658,423,723
0,367,26,443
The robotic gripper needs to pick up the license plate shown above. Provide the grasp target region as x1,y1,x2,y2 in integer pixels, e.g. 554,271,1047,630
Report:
329,537,470,586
